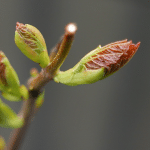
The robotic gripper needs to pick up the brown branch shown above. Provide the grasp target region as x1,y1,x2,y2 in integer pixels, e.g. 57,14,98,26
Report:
6,90,39,150
49,36,63,62
6,23,77,150
47,23,77,74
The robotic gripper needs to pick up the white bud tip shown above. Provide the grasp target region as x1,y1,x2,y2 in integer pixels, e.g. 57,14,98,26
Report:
66,23,77,33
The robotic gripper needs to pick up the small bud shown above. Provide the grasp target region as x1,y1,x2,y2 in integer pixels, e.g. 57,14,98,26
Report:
20,85,29,100
35,90,45,109
30,68,39,77
54,39,140,86
0,52,21,101
15,22,50,68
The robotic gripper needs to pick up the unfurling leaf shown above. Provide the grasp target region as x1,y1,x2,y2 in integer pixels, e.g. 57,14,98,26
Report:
15,22,50,68
54,39,140,86
0,99,24,128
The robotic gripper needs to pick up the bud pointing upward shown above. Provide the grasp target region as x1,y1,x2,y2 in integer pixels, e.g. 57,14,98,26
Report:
15,22,50,68
0,52,22,100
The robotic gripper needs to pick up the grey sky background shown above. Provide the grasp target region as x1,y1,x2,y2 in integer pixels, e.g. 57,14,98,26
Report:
0,0,150,150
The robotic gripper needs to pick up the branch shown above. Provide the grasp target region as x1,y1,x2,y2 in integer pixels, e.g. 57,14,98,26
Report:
6,23,77,150
49,36,63,62
6,90,39,150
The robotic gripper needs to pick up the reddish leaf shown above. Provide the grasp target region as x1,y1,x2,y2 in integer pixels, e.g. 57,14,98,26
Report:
0,53,7,86
85,39,140,76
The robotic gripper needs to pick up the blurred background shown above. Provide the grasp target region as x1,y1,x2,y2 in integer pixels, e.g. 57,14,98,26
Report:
0,0,149,150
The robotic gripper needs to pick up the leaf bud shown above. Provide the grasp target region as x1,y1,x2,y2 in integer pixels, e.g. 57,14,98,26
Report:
15,22,50,68
54,39,140,86
0,52,22,100
35,90,45,109
20,85,29,100
30,68,39,77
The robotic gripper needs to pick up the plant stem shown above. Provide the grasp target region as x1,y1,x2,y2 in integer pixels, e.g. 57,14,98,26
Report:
49,36,63,62
47,23,77,74
6,90,39,150
6,23,77,150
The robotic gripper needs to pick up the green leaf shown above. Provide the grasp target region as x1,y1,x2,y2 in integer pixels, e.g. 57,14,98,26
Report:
54,67,105,86
1,91,21,101
0,52,22,101
4,58,20,89
0,99,24,128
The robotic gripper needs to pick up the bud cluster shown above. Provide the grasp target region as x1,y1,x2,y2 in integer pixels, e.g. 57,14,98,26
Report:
0,22,141,131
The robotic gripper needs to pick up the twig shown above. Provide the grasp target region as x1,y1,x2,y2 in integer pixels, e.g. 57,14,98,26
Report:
6,90,40,150
49,36,63,62
6,23,77,150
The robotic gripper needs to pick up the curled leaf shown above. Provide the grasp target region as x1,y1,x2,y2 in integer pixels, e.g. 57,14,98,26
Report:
54,39,140,86
85,39,140,77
